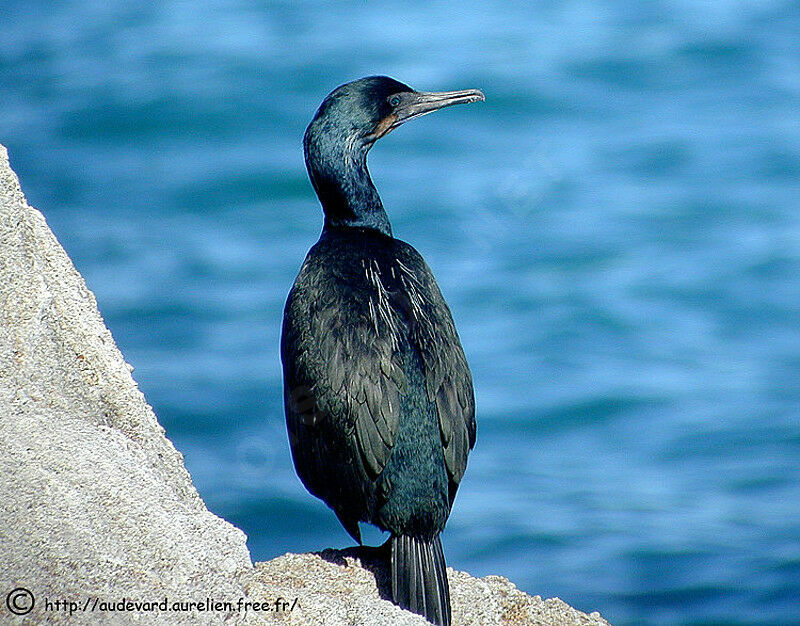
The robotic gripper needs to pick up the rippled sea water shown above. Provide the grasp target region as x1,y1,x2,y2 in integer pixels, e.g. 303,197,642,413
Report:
3,2,800,624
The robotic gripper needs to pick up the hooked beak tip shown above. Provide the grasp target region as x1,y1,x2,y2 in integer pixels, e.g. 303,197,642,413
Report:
471,90,487,103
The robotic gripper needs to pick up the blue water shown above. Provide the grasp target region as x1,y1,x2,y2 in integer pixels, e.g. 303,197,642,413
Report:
3,2,799,623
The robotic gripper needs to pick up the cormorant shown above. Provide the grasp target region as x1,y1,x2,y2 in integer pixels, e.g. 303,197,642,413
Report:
281,76,482,626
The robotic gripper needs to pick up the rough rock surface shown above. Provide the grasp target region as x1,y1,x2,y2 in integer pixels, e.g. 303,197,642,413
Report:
0,144,252,625
246,549,609,626
0,144,610,626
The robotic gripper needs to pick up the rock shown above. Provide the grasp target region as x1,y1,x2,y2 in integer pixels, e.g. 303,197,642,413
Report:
245,549,610,626
0,143,610,626
0,144,252,625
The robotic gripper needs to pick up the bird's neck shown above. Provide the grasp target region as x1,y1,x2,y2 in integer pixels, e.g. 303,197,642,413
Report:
305,139,393,237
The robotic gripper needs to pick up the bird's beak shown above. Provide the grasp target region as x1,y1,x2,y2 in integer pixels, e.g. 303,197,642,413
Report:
372,88,485,139
395,89,486,126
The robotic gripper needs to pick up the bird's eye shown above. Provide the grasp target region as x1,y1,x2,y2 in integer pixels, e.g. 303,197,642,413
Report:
389,95,401,107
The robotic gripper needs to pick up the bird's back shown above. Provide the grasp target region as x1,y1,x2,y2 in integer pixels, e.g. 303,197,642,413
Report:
281,227,475,540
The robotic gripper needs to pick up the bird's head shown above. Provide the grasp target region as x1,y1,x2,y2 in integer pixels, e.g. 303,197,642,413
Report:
303,76,484,233
305,76,485,154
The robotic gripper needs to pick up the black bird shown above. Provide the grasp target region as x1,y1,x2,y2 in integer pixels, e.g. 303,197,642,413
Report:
281,76,482,626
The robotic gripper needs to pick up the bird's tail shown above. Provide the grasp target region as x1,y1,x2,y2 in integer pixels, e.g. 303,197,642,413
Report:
391,533,451,626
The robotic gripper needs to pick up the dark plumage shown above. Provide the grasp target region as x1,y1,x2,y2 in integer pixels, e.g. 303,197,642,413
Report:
281,76,483,626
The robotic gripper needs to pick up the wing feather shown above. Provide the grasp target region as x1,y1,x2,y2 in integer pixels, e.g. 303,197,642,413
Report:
395,244,477,496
